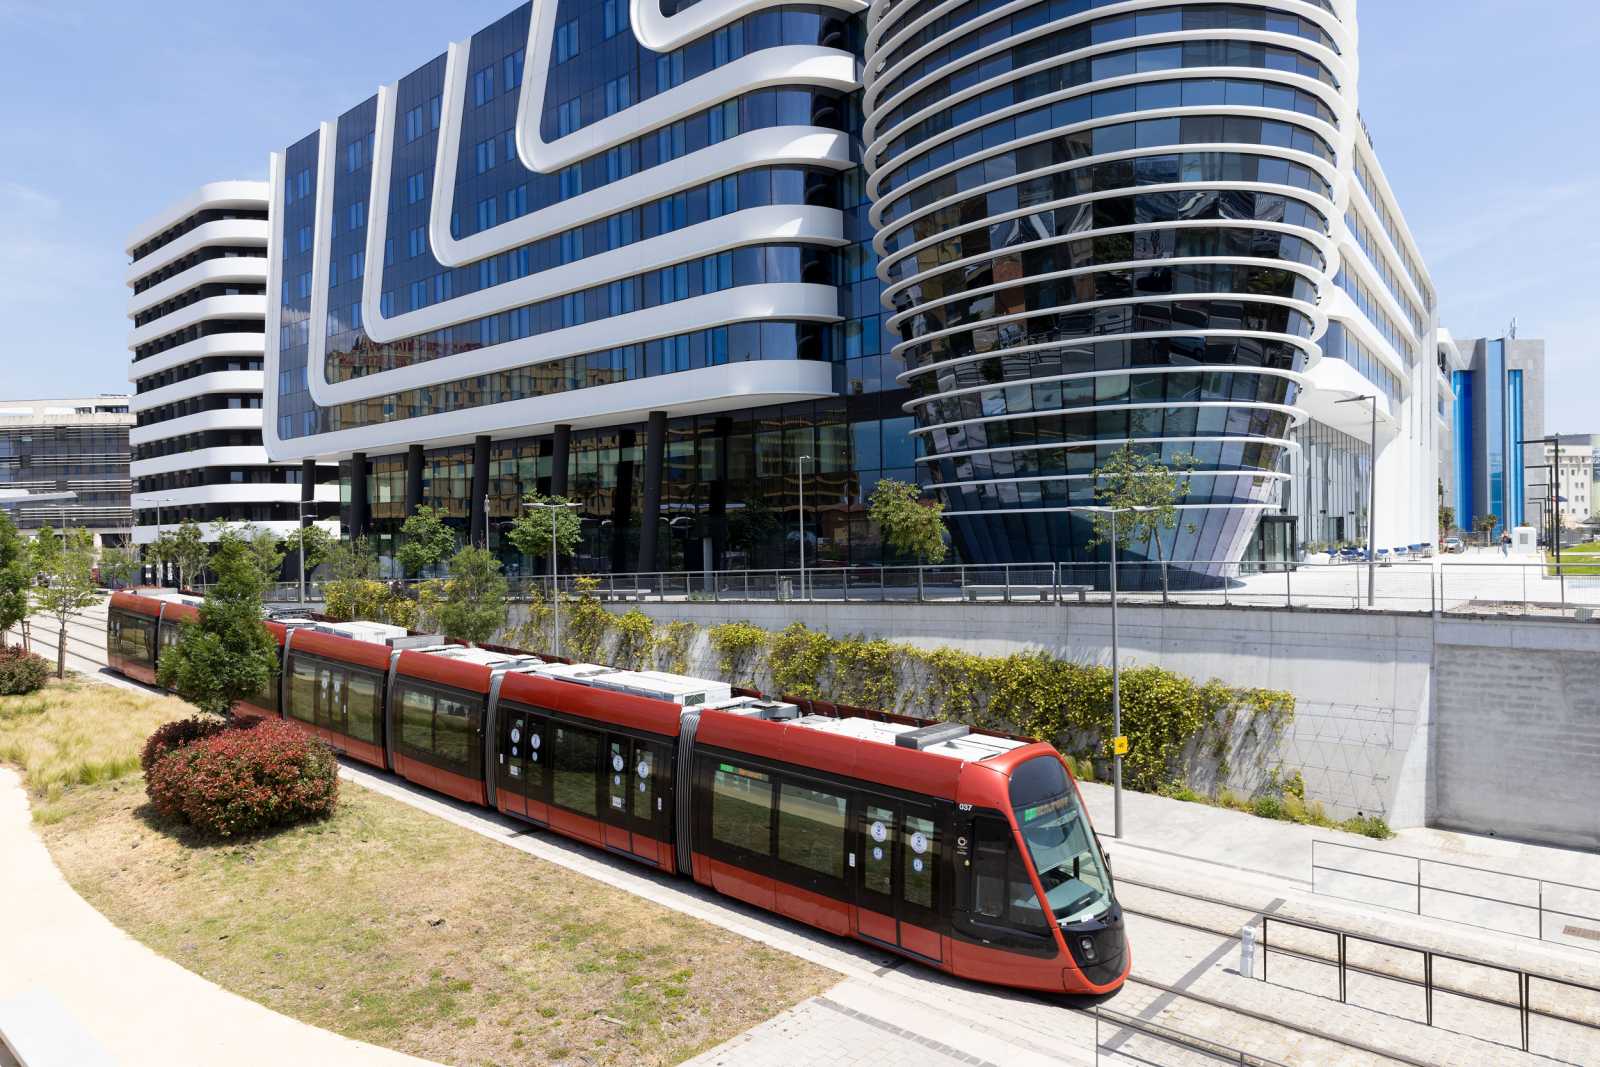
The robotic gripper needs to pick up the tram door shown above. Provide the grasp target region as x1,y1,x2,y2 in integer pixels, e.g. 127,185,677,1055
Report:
601,733,667,864
495,707,546,821
854,796,943,963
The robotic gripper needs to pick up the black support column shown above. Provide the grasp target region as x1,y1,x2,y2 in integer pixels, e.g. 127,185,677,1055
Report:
550,424,571,498
636,411,668,574
349,452,369,540
469,435,491,548
610,429,636,573
299,459,317,522
405,444,424,516
708,415,731,571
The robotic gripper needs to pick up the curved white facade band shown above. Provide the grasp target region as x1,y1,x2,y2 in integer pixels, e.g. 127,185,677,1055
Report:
860,0,1441,574
129,181,337,547
266,0,860,462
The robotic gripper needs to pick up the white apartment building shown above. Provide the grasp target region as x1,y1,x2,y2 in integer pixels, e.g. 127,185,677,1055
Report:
127,182,338,551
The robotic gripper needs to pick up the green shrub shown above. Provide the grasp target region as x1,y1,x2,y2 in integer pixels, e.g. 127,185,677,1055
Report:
1251,795,1285,821
1339,814,1393,840
0,646,50,695
655,621,696,675
708,622,766,685
767,622,833,697
612,610,655,670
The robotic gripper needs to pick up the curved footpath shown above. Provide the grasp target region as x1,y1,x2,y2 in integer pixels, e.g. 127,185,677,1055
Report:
0,767,440,1067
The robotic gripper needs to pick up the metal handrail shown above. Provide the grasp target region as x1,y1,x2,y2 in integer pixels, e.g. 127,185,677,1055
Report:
1311,839,1600,952
1258,909,1600,1055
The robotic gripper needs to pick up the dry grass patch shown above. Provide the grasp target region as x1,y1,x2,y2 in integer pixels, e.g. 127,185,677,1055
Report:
38,775,832,1066
0,678,189,807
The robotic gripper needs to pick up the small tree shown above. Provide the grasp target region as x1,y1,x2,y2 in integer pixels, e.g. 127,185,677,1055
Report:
283,524,335,577
1475,513,1500,544
98,543,142,589
869,478,948,564
506,494,583,574
31,527,100,677
157,534,278,717
169,520,210,590
1087,442,1199,596
0,512,32,645
1438,504,1455,539
429,546,508,645
212,522,287,587
322,536,380,581
395,504,458,579
149,529,178,585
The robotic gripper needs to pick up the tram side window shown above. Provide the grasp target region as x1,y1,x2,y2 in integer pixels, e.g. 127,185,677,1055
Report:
551,722,600,816
777,780,846,879
114,612,154,665
159,621,182,656
972,816,1049,933
903,813,937,908
710,761,772,858
345,670,381,742
399,686,435,752
247,670,279,714
435,695,474,766
289,655,318,723
317,666,347,733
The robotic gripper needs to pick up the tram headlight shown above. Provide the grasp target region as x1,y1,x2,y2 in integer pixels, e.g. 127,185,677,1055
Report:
1078,936,1098,962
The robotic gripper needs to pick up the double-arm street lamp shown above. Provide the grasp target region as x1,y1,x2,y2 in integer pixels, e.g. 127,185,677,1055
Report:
796,454,812,601
523,499,580,659
1334,395,1378,607
296,500,321,608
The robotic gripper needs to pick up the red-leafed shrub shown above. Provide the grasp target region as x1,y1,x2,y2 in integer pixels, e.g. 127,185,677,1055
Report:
146,718,339,837
0,645,50,695
140,716,235,775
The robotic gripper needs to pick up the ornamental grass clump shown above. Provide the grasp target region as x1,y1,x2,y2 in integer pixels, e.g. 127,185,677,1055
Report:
145,718,339,838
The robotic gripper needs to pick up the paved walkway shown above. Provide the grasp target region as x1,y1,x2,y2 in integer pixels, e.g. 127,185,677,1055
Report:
0,767,439,1067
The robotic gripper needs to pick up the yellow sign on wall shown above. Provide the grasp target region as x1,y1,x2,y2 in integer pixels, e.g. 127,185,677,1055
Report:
1111,735,1129,756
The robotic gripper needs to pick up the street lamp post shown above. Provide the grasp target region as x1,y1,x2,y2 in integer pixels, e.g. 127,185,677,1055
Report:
1335,395,1378,607
296,500,319,608
796,455,812,601
1081,504,1133,839
524,499,580,659
1519,436,1563,565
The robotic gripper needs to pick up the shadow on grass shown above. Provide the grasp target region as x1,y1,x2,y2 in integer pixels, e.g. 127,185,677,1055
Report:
129,794,338,853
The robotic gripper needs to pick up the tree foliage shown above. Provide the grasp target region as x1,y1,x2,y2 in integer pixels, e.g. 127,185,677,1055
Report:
169,520,210,589
0,511,32,641
282,524,336,575
322,536,380,581
156,535,278,716
506,494,583,565
428,546,508,645
395,505,458,578
97,543,142,589
212,522,286,587
1087,442,1198,560
31,527,100,677
868,478,948,564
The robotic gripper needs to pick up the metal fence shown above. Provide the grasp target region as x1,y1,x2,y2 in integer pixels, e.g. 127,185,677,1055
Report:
1257,908,1600,1056
261,558,1600,618
1312,840,1600,953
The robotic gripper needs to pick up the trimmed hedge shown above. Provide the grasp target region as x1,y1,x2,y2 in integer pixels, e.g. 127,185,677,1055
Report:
0,646,50,695
145,718,339,837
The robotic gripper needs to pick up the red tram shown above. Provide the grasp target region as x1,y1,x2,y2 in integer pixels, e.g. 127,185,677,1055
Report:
106,591,1129,995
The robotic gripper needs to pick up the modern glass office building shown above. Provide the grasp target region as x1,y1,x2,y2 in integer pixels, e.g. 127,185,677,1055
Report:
0,398,133,547
265,0,1446,579
1441,335,1545,538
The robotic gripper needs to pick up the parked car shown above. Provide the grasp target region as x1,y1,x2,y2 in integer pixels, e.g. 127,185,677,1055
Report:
1442,537,1465,554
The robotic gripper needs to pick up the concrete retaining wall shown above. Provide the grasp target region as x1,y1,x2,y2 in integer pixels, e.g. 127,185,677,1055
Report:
570,600,1600,846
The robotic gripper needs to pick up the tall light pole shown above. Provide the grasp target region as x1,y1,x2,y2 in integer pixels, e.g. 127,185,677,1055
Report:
146,494,172,587
1519,436,1562,565
1335,395,1378,607
296,500,319,608
1082,504,1131,839
524,499,579,658
796,454,812,601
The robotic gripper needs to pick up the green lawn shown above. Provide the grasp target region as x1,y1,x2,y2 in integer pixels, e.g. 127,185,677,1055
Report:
1548,541,1600,577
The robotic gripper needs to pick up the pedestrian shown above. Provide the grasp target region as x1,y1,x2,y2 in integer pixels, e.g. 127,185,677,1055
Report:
1500,531,1511,557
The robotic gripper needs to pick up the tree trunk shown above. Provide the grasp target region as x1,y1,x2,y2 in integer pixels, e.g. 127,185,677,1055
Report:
1150,526,1171,601
56,621,67,678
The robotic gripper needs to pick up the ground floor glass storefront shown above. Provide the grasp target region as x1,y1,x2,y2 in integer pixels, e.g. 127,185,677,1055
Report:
1248,418,1372,565
345,390,920,578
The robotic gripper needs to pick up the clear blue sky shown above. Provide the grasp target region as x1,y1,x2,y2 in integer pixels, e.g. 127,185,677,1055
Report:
2,0,1595,431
